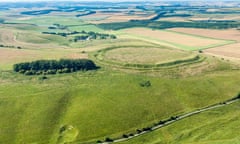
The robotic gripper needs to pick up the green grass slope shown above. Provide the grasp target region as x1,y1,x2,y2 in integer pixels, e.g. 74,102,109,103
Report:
119,100,240,144
1,5,240,144
0,65,240,143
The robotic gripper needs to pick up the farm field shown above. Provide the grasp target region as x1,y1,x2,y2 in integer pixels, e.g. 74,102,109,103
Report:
157,17,191,22
0,1,240,144
170,28,240,60
204,43,240,60
86,13,156,24
121,28,232,51
0,48,88,70
157,15,240,22
170,28,240,42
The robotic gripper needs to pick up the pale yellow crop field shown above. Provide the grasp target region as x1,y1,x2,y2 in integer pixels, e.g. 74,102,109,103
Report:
170,28,240,60
170,28,240,41
204,43,240,60
123,28,226,50
85,12,156,24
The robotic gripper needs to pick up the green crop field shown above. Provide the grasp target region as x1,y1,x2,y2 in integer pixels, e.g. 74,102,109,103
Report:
0,1,240,144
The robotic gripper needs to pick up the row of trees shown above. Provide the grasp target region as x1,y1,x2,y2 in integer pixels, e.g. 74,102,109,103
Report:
13,59,98,75
0,44,22,49
42,30,117,41
96,115,179,143
72,33,116,42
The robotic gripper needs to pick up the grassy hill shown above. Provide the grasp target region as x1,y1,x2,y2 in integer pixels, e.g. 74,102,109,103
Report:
119,100,240,144
0,62,240,143
0,2,240,143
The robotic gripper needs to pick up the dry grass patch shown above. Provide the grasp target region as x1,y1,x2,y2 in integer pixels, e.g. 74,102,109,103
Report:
0,48,88,70
71,38,159,51
0,29,16,44
104,47,191,64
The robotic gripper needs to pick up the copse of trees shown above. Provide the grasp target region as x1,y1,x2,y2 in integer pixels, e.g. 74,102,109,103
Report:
42,29,117,41
13,59,98,75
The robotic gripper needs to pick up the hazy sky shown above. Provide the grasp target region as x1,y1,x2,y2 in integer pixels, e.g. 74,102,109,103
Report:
2,0,150,1
0,0,234,1
1,0,152,2
0,0,236,2
0,0,171,2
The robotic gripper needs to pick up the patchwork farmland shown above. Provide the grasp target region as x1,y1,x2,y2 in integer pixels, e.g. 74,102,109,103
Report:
0,1,239,144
